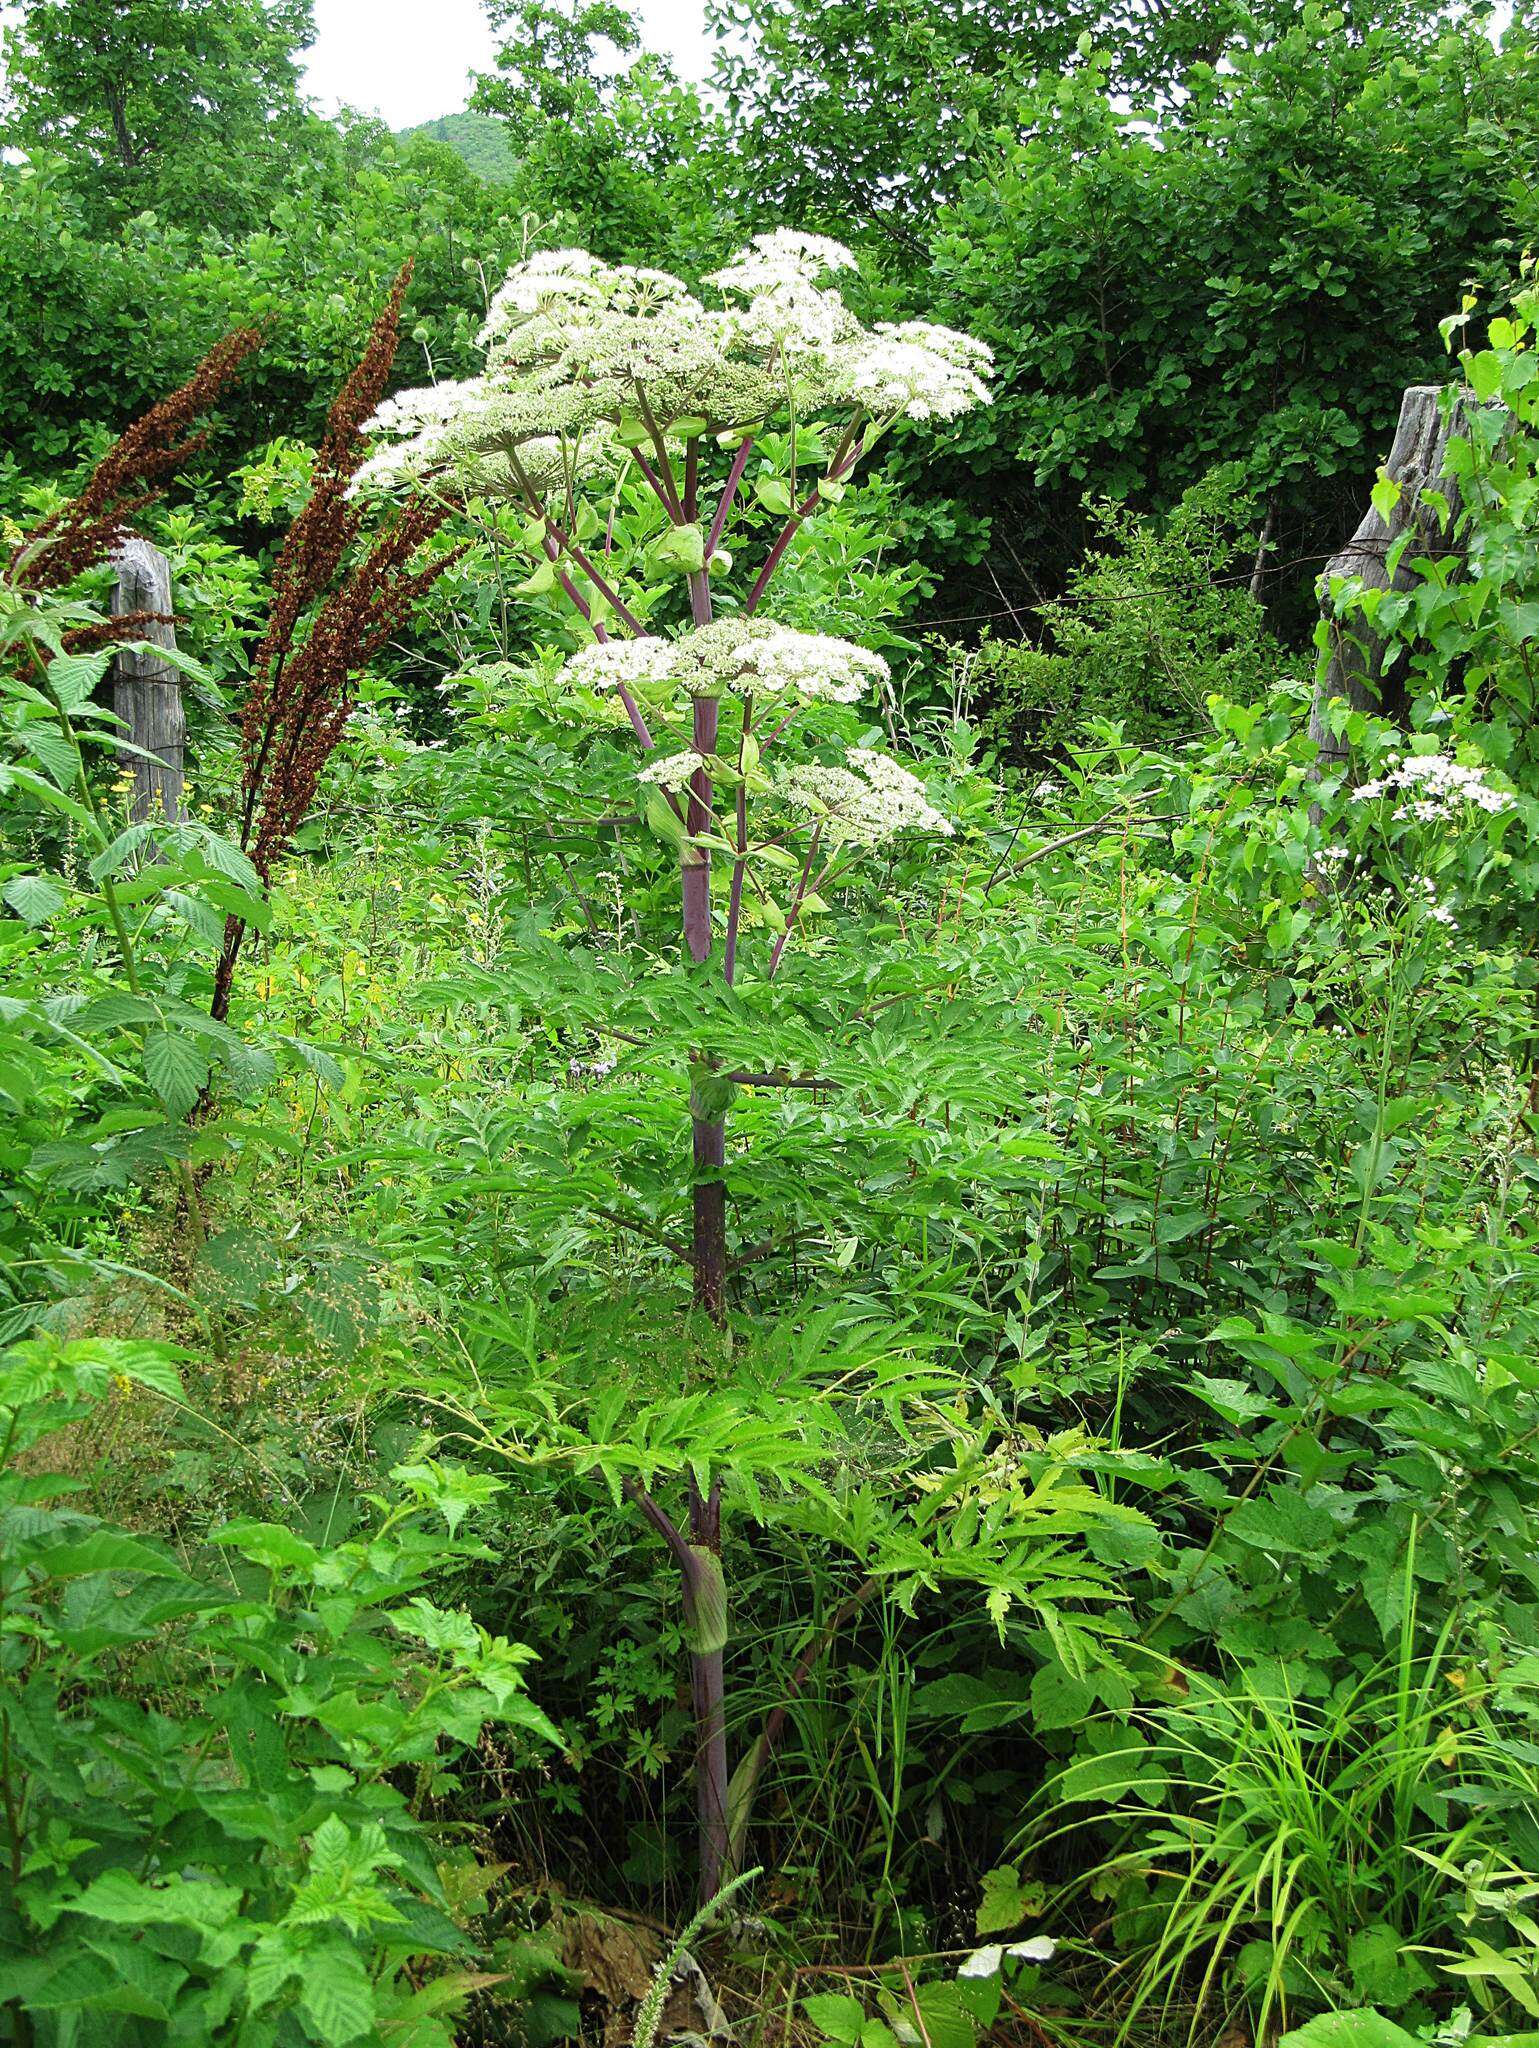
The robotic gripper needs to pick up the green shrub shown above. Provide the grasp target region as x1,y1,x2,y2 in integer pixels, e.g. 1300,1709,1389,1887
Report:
968,470,1284,762
0,1334,558,2046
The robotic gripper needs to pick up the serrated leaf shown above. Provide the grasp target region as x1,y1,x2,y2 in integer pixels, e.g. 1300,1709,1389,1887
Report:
46,648,115,711
297,1943,376,2045
4,873,68,924
144,1030,208,1117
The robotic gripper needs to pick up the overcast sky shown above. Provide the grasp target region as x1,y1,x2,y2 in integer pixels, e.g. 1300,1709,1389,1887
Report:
302,0,720,130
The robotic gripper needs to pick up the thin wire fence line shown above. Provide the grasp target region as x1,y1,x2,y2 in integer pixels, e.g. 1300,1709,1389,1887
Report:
902,539,1416,631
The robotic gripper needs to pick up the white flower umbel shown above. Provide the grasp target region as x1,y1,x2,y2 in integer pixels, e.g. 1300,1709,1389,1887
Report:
638,750,705,793
779,746,953,846
560,619,889,707
1351,750,1515,821
356,237,994,504
836,321,996,423
564,639,682,695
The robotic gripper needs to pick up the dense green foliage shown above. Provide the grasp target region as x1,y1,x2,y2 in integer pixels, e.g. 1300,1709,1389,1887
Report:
3,2,1539,2045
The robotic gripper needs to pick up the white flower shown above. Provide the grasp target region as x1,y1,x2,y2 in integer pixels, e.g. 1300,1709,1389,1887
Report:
722,622,889,703
565,639,679,694
779,746,953,845
558,619,888,707
707,231,858,297
1350,750,1514,819
357,236,993,502
637,750,705,792
836,321,995,422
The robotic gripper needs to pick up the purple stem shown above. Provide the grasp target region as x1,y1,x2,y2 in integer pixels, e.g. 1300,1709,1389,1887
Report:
622,1477,730,1900
684,438,700,522
682,693,717,964
543,515,648,637
688,1475,728,1902
724,697,752,986
768,824,822,979
706,437,754,559
616,684,655,750
742,438,863,619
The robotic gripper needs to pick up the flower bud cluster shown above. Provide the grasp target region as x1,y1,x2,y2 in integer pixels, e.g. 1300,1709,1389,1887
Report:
778,746,953,845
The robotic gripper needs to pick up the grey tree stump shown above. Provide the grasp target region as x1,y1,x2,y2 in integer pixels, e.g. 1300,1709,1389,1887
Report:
1310,384,1474,775
112,537,185,823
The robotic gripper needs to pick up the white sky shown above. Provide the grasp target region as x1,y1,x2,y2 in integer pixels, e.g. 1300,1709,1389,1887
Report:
302,0,720,130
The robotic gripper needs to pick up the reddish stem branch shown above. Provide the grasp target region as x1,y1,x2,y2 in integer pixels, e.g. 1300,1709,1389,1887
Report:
707,437,754,559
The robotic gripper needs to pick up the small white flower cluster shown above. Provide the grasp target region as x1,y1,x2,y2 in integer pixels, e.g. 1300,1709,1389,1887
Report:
356,236,992,497
637,750,705,792
352,373,613,500
719,621,889,703
564,619,888,706
564,638,681,695
1414,875,1459,929
1352,751,1515,822
840,321,996,423
778,746,953,846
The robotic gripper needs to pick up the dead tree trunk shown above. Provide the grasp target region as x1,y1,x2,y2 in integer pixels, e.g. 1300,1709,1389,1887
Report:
1310,384,1473,776
112,537,184,822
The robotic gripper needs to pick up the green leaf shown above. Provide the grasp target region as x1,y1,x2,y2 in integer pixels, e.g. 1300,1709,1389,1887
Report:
297,1942,376,2044
976,1866,1044,1936
1279,2013,1422,2048
1225,1488,1334,1560
144,1029,209,1117
754,476,793,516
681,1545,729,1654
3,873,68,924
515,559,557,597
46,648,114,711
803,1994,867,2043
66,1868,243,1930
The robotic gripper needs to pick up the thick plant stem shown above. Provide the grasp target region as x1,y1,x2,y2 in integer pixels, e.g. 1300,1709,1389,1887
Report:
692,1111,727,1320
682,693,717,965
626,1477,730,1905
689,1476,729,1903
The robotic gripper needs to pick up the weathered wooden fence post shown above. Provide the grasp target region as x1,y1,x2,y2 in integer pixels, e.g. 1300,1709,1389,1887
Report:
1310,383,1474,775
111,536,184,823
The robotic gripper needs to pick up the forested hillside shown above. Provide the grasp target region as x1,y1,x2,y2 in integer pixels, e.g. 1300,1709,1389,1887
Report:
2,3,1538,2045
395,111,518,185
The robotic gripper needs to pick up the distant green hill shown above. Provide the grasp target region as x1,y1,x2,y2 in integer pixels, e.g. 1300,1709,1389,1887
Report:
395,110,517,185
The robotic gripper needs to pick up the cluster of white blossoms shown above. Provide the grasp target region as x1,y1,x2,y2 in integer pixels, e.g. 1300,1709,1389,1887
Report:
354,236,992,497
778,746,953,846
636,749,706,793
842,321,996,423
352,374,614,500
1352,750,1515,822
563,619,889,706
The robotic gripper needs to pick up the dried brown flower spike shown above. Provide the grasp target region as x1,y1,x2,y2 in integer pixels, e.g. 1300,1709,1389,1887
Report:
211,265,464,1021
